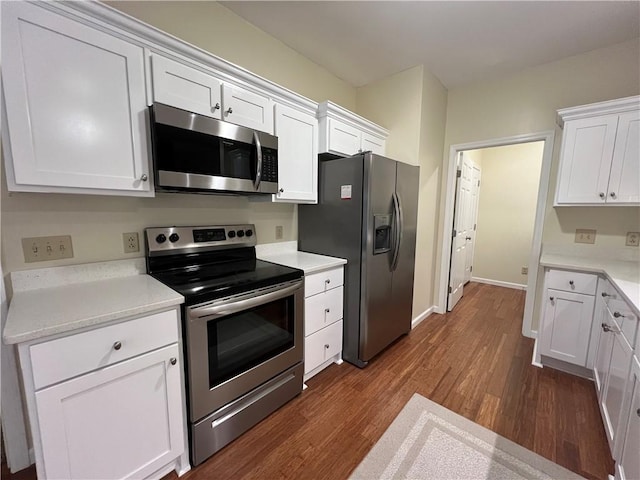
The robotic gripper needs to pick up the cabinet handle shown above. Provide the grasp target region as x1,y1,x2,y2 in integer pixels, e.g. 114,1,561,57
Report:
549,296,554,301
599,192,605,199
213,103,220,111
170,357,177,366
569,280,574,286
279,188,284,193
465,236,472,240
113,341,122,351
601,292,610,297
610,192,616,198
140,174,148,182
602,323,612,332
325,279,331,285
324,344,330,349
613,311,625,318
226,107,233,115
325,308,330,313
636,408,640,418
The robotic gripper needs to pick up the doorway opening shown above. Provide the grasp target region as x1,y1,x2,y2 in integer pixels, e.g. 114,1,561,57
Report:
439,131,555,338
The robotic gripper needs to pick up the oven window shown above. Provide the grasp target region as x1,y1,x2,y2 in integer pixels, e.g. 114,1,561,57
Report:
207,295,294,388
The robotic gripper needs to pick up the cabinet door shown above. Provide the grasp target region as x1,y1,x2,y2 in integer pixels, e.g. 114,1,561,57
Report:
595,321,615,399
555,114,619,204
608,110,640,204
327,118,361,156
273,104,318,203
35,345,184,479
151,54,222,119
601,324,634,448
2,2,151,195
361,132,386,156
222,84,273,133
539,289,595,366
616,356,639,480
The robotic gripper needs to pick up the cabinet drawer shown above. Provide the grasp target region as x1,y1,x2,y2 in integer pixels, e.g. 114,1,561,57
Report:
607,298,638,348
305,286,343,336
304,320,342,374
30,309,179,390
546,269,597,295
305,267,344,297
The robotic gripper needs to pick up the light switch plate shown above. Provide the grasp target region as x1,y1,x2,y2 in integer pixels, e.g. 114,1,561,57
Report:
575,229,596,244
626,232,640,247
22,235,74,263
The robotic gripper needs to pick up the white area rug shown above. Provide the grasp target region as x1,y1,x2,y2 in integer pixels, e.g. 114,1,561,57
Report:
350,393,585,480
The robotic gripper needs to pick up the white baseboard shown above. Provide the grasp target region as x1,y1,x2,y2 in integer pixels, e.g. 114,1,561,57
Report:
471,277,527,290
531,338,543,368
412,306,436,329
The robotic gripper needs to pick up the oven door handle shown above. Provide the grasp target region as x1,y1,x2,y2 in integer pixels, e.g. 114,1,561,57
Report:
188,279,302,321
253,131,263,191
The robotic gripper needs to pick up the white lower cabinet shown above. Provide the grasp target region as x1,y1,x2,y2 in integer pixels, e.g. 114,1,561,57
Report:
615,356,640,480
303,267,344,381
18,308,189,479
539,269,597,366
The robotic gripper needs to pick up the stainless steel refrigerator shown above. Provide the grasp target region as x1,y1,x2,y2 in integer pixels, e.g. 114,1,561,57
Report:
299,152,419,367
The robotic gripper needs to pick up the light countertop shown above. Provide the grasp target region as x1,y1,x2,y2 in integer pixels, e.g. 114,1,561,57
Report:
539,252,640,316
4,260,183,345
256,241,347,274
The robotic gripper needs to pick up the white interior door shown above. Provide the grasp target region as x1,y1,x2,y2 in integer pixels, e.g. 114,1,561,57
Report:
464,163,481,284
448,153,473,311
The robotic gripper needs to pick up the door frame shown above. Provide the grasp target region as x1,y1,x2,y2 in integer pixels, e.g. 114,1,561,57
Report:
437,130,555,338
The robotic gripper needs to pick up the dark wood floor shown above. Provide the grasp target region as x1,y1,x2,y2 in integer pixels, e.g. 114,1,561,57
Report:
4,283,613,480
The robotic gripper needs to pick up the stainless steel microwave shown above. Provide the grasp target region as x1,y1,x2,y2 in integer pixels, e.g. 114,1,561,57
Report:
149,103,278,195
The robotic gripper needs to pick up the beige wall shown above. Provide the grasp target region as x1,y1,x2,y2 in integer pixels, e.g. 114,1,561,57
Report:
471,142,544,286
437,38,640,310
106,1,356,110
1,1,356,274
356,65,448,318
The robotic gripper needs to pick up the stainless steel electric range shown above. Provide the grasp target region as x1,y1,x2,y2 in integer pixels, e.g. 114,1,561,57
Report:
145,225,304,466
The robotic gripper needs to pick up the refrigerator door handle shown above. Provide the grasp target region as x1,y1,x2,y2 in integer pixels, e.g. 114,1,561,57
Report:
391,192,403,271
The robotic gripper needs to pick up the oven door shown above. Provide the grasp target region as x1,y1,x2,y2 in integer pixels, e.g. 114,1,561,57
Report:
185,279,303,422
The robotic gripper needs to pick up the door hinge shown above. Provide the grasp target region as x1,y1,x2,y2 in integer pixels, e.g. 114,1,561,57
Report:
452,229,457,238
448,286,452,294
456,169,462,178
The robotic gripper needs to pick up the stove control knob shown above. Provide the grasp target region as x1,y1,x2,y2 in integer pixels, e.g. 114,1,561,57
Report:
156,234,167,244
169,233,180,243
237,230,245,238
246,229,253,237
228,230,236,238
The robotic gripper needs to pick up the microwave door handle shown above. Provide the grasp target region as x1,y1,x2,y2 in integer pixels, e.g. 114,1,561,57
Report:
253,131,262,190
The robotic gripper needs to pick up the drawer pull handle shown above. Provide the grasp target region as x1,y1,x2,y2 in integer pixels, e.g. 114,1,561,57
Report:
226,107,233,115
613,312,625,319
325,279,331,284
325,308,330,313
602,292,610,297
549,296,554,302
569,280,574,286
602,323,612,332
599,192,605,199
324,344,330,349
170,358,177,366
636,408,640,418
213,102,220,111
113,341,122,351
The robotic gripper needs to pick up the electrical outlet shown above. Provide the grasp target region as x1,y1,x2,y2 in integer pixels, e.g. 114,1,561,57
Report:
626,232,640,247
22,235,74,263
521,267,528,275
275,225,283,240
123,232,139,253
575,229,596,244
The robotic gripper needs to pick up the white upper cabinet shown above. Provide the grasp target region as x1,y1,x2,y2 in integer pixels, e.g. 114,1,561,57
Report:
2,2,152,196
150,54,222,119
273,103,318,203
318,101,388,157
222,84,273,134
555,96,640,206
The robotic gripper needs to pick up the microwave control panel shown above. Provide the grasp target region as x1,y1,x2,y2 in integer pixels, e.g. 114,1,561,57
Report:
261,147,278,183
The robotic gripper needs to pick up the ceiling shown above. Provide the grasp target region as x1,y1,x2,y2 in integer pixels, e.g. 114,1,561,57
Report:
221,1,640,89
